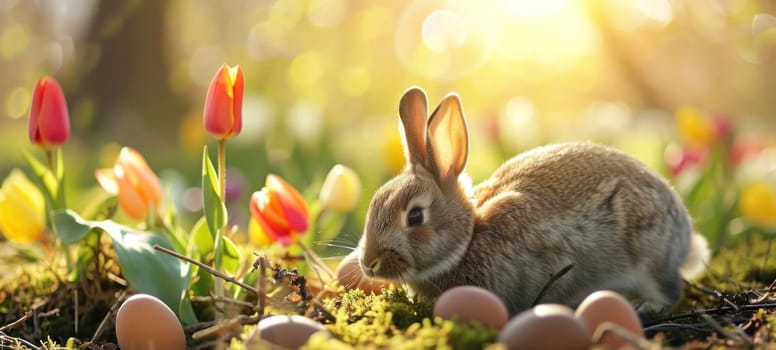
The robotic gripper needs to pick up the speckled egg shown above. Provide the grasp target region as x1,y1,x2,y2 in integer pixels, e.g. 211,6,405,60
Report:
337,250,391,294
258,315,329,349
498,304,590,350
433,285,509,330
575,290,644,349
115,293,186,350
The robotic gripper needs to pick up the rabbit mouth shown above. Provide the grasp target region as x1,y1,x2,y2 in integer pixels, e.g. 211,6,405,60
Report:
362,248,410,280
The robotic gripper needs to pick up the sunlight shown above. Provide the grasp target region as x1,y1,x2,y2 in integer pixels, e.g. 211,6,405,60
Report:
396,0,598,81
422,9,467,52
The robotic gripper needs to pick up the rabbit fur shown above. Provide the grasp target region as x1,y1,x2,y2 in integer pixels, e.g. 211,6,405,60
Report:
357,87,708,315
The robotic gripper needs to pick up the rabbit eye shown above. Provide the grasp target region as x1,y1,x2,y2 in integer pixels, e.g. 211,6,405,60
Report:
407,207,424,226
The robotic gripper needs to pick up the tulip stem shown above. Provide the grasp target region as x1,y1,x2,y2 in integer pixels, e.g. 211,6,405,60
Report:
215,138,227,272
45,148,55,175
218,138,226,204
215,138,227,315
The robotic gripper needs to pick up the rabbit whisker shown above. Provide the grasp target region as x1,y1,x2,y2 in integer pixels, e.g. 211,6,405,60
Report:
320,255,348,261
315,237,359,250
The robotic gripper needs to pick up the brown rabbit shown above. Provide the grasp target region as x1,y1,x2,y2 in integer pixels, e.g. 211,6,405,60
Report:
358,87,708,314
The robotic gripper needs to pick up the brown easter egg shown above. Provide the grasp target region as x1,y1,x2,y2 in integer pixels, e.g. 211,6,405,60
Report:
115,294,186,350
433,285,509,330
258,315,329,349
336,251,390,294
575,290,644,349
498,304,590,350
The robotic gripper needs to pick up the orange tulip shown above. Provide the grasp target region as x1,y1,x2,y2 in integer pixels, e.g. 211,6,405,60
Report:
249,174,309,246
29,77,70,147
203,64,244,139
95,147,163,221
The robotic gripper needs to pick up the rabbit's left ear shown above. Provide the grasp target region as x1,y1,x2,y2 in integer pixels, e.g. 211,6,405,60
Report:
426,93,468,184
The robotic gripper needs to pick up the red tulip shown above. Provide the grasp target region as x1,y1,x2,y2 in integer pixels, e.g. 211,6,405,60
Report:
249,174,309,246
29,77,70,147
203,64,244,139
666,144,708,177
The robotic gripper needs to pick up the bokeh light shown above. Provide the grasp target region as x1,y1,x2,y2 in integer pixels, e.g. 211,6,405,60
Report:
0,0,773,228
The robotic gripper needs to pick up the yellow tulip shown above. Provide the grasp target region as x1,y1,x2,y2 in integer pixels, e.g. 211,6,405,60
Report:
740,180,776,228
319,164,361,213
0,169,46,243
382,127,405,174
675,105,715,146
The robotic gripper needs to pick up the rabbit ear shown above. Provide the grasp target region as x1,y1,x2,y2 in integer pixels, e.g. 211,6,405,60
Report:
427,93,469,183
399,87,429,166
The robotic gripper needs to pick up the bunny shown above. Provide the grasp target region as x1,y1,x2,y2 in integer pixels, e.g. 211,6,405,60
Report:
357,87,708,314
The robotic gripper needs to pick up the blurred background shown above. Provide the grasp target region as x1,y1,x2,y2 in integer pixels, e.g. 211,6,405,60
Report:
0,0,775,242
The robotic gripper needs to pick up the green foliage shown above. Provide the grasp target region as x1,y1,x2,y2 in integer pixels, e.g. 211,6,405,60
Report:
23,149,65,211
201,146,227,245
51,210,197,324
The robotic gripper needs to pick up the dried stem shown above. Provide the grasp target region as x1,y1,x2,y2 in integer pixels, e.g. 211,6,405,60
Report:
298,242,335,281
191,295,257,310
0,312,32,332
531,264,573,307
254,253,269,317
153,244,258,295
591,322,652,350
90,291,127,343
0,331,40,350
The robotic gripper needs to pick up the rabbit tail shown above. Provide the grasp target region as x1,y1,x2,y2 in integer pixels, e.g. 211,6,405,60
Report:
679,232,710,279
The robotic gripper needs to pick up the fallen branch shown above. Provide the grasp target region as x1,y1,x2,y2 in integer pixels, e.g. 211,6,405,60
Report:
153,244,258,295
643,302,776,327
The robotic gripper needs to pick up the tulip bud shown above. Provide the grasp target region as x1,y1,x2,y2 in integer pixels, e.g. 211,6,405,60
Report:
203,64,244,139
319,164,361,212
0,169,46,243
740,180,776,229
249,174,309,246
29,77,70,147
95,147,163,221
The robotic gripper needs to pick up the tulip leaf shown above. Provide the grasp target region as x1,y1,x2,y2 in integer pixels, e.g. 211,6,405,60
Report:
201,146,227,240
52,209,98,244
189,216,213,257
23,151,59,212
51,210,197,324
221,235,240,275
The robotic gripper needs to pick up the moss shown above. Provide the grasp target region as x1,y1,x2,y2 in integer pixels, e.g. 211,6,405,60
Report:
308,288,498,350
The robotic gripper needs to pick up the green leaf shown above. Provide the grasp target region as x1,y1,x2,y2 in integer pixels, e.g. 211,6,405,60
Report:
189,216,213,258
109,225,195,324
23,151,58,212
51,210,196,324
221,235,240,275
81,195,118,221
52,209,96,244
201,146,227,240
